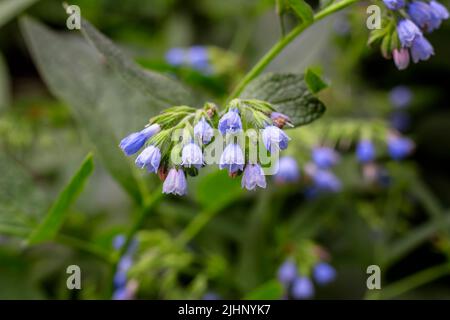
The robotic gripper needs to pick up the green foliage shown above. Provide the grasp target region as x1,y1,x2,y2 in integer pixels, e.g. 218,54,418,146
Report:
287,0,314,25
0,0,39,28
305,68,328,94
244,280,284,299
28,153,94,244
0,52,10,111
240,73,326,127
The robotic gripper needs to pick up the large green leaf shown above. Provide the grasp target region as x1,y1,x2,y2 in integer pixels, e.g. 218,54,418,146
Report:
80,18,197,107
0,52,10,111
240,73,326,127
20,17,161,203
28,153,94,245
0,0,39,28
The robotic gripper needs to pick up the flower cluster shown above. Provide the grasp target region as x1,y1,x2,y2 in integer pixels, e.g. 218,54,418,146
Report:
382,0,448,69
112,235,139,300
119,100,292,196
165,46,211,74
277,259,336,299
305,147,342,195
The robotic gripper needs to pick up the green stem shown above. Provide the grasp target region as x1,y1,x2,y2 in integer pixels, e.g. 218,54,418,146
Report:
227,0,360,101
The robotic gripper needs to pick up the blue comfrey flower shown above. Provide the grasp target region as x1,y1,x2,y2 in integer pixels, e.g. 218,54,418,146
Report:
313,262,336,285
397,19,422,47
387,135,414,160
218,109,242,135
312,147,340,169
411,36,434,63
383,0,405,10
219,143,245,173
430,0,449,23
277,260,298,285
162,168,188,196
241,164,266,190
313,170,342,193
165,48,185,66
113,234,126,250
118,255,133,272
275,156,300,183
408,1,433,30
188,46,210,72
291,277,314,299
113,271,128,289
181,142,204,169
356,140,376,163
194,117,214,144
119,124,161,156
135,145,161,173
389,86,412,108
262,125,290,151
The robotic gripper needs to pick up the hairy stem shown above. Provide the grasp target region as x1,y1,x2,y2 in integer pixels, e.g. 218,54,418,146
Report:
227,0,360,101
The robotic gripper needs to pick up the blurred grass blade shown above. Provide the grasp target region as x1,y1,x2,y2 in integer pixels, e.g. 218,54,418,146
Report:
0,0,39,28
0,51,10,111
28,153,94,244
20,17,147,203
80,18,197,107
244,280,284,300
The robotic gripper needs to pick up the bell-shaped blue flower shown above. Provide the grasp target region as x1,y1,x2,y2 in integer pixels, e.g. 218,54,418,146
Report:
356,140,376,163
188,46,210,72
313,262,336,285
387,135,414,160
411,36,434,63
163,168,188,196
291,276,314,299
313,170,342,193
262,125,290,151
430,0,449,26
181,142,204,169
275,156,300,183
383,0,405,10
277,260,298,285
241,164,266,190
397,19,422,47
194,117,214,144
119,124,161,156
312,147,340,169
218,109,242,135
165,48,185,66
219,143,245,173
408,1,433,30
135,145,161,173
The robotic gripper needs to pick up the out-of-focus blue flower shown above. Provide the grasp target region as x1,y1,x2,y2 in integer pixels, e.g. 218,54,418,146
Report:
188,46,210,72
389,86,413,108
262,125,290,151
203,292,221,300
387,135,414,160
390,111,411,132
165,48,185,66
118,255,133,272
194,117,214,144
181,142,204,169
135,145,161,173
218,109,242,135
397,19,422,47
313,262,336,285
112,287,128,300
114,271,127,288
275,156,300,183
313,170,342,193
408,1,433,30
119,124,161,156
113,235,126,250
241,164,266,190
383,0,405,10
163,168,187,196
277,260,298,285
312,147,340,169
392,48,410,70
291,277,314,299
219,143,245,173
356,140,376,163
411,36,434,63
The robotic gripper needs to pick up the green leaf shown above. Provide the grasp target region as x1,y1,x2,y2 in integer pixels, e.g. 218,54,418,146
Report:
305,68,328,93
20,17,148,203
244,280,284,300
0,52,10,111
240,73,326,127
28,153,94,244
367,28,388,46
0,0,39,28
80,18,197,107
288,0,314,25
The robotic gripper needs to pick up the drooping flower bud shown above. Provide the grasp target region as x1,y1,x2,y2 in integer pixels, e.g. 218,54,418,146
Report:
392,48,410,70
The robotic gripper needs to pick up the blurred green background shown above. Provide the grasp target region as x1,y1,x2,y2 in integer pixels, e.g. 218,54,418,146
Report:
0,0,449,299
